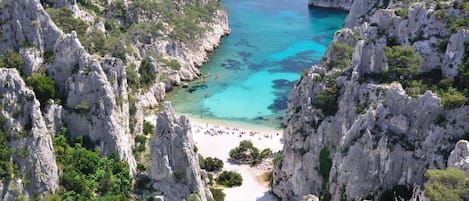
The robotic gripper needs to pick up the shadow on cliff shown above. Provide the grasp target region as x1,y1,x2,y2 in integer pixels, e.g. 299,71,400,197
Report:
256,192,276,201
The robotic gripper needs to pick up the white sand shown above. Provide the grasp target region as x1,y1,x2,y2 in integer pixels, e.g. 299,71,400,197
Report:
145,114,284,201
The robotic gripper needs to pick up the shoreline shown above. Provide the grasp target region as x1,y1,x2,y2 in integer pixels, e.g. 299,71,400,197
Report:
144,112,283,201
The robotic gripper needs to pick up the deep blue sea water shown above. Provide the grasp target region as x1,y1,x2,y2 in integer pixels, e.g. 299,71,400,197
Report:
168,0,346,127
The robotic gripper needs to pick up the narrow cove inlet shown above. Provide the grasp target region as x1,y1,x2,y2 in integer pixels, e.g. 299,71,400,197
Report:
162,0,347,200
168,0,347,127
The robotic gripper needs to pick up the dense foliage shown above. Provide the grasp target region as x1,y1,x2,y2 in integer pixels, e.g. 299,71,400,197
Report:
229,140,271,165
0,49,24,71
216,171,243,187
143,121,154,135
327,42,353,70
0,115,15,181
383,45,421,79
424,168,469,201
46,8,88,39
199,155,224,172
210,187,226,201
319,147,332,201
138,58,156,88
52,127,132,200
26,73,56,107
313,86,339,116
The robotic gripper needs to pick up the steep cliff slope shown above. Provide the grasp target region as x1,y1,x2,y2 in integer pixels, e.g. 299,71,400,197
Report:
0,69,58,200
150,102,213,201
0,0,228,199
273,0,469,200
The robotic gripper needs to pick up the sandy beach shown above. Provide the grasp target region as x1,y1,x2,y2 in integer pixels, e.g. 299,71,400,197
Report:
145,114,284,201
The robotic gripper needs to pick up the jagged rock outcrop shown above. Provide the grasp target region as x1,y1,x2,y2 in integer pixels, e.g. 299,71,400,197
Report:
273,0,469,200
0,69,59,200
448,140,469,173
150,102,213,201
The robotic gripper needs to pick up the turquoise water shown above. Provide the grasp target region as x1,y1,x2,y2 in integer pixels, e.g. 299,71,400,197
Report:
168,0,346,127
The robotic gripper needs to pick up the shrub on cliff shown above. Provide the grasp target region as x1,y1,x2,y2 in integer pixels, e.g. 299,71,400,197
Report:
0,49,24,71
383,45,421,79
216,171,242,187
25,73,56,107
327,42,353,70
313,86,339,116
424,168,469,201
53,127,131,200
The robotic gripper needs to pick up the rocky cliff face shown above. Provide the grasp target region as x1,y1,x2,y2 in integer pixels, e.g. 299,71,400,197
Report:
0,69,58,200
150,102,213,201
0,0,228,199
273,0,469,200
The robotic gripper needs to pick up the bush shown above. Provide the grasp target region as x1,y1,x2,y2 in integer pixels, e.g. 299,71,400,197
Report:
229,140,269,165
53,127,131,200
135,135,147,145
424,168,469,201
327,43,353,70
440,87,466,109
394,8,408,18
319,147,332,180
216,171,242,187
200,156,223,172
139,58,156,88
187,193,201,201
383,45,421,79
0,49,24,71
210,188,225,201
313,86,339,116
174,169,185,180
74,100,90,113
26,73,56,107
126,64,140,92
143,121,154,135
46,7,88,37
82,28,106,55
43,49,55,64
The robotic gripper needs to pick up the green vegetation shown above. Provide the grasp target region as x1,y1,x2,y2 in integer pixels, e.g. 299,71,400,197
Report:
126,64,140,92
174,169,185,180
187,193,201,201
52,127,131,200
139,58,156,88
133,135,147,159
383,45,421,79
157,57,181,70
210,187,225,201
129,0,220,43
424,168,469,201
216,171,243,187
77,0,104,16
229,140,271,165
199,156,224,172
327,42,353,70
46,7,88,38
319,147,332,201
394,8,408,18
25,73,56,107
0,115,15,182
0,49,24,71
143,121,154,135
313,86,339,116
74,100,90,113
81,28,106,55
272,153,282,165
43,49,55,64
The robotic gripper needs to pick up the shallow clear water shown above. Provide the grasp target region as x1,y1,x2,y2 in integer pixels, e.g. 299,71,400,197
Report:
168,0,346,128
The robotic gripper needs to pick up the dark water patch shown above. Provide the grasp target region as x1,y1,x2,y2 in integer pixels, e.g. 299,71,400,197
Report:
235,39,259,49
187,84,208,93
269,58,316,73
237,51,253,59
221,59,243,71
272,79,296,89
254,116,269,121
268,95,288,112
248,63,264,71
